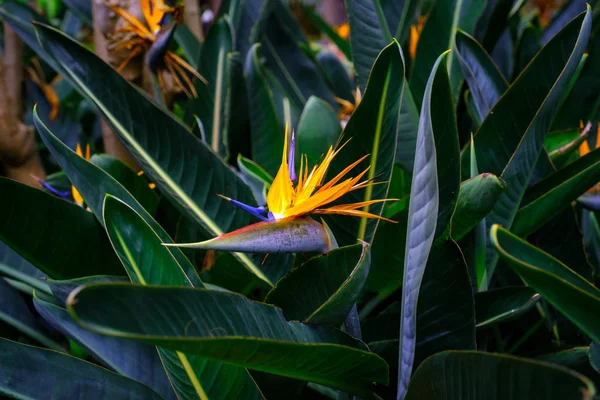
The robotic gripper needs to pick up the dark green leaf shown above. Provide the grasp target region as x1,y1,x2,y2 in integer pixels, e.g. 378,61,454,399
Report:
475,287,540,328
381,0,423,42
35,24,274,286
469,9,591,278
513,146,600,237
61,0,91,25
245,43,284,176
33,109,202,287
492,225,600,343
396,52,445,399
0,338,163,399
296,96,341,169
102,196,265,400
454,30,508,123
33,299,176,400
265,242,370,326
450,173,506,241
364,240,475,399
325,40,404,244
364,208,408,296
67,284,389,397
250,0,335,110
186,17,233,156
405,351,595,399
410,0,486,105
0,178,123,279
344,0,391,90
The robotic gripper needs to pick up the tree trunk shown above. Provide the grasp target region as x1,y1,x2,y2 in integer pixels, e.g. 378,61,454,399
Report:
92,0,139,169
0,26,45,188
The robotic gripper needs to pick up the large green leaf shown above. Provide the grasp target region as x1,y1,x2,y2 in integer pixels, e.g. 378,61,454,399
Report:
0,241,48,293
344,0,391,90
296,96,341,170
91,154,159,216
186,17,233,156
513,147,600,236
32,109,202,287
363,240,475,399
405,351,596,399
102,196,264,400
265,242,370,326
396,52,445,400
474,287,540,328
250,0,335,110
427,54,461,239
0,338,163,399
469,9,592,278
491,225,600,343
325,40,404,245
33,298,175,400
35,24,274,286
450,173,506,241
0,178,123,279
67,284,389,397
245,43,284,177
539,347,600,388
454,30,508,123
410,0,487,105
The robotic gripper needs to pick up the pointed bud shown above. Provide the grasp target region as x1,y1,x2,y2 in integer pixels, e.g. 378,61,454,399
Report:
164,217,337,253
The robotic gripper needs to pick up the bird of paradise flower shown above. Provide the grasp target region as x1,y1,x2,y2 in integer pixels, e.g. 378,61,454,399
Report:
110,0,206,97
166,126,396,253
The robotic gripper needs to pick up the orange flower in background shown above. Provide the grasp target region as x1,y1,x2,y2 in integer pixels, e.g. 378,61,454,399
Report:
409,16,426,60
336,88,361,121
110,0,205,97
72,143,91,206
578,122,600,194
27,58,60,121
335,22,350,39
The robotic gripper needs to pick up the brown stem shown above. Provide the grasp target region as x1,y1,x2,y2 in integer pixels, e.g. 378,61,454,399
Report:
92,0,139,169
183,0,204,41
0,26,45,187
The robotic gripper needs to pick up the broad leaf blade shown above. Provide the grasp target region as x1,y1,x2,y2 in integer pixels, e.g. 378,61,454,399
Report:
245,43,284,177
454,30,508,122
265,242,370,326
326,40,404,245
0,338,163,399
32,109,202,287
102,196,264,400
67,284,389,397
344,0,391,90
186,17,233,156
513,147,600,236
475,287,540,328
405,351,595,399
0,178,123,279
492,225,600,343
34,299,176,400
396,52,444,400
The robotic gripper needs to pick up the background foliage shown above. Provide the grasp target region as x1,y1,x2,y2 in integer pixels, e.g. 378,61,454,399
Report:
1,0,600,399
